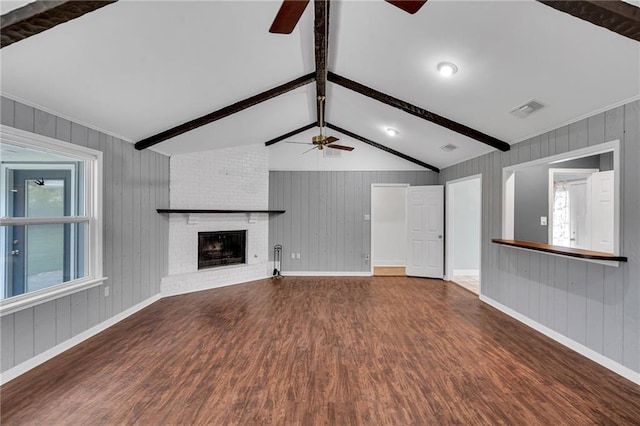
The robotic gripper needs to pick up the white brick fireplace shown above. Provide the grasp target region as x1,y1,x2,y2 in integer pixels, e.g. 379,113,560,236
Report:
161,144,271,296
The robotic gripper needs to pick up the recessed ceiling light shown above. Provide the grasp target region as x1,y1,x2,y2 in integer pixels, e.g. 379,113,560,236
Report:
437,62,458,77
386,128,399,136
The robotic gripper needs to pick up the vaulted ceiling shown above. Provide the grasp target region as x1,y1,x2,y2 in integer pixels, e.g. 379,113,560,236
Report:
1,0,639,171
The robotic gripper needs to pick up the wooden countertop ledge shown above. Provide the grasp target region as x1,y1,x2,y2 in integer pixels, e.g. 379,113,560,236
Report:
491,239,627,262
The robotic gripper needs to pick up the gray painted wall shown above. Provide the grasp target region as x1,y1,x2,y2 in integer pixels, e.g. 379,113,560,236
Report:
268,171,438,272
452,178,481,271
1,96,170,373
514,156,600,243
439,100,640,375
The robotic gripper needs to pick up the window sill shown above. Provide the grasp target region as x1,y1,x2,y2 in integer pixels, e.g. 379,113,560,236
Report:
0,276,108,316
492,239,626,267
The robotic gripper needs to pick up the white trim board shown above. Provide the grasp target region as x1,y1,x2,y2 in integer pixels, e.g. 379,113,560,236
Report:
480,295,640,386
0,293,162,385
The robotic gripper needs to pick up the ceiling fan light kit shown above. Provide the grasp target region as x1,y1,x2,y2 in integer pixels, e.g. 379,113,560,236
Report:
386,128,399,137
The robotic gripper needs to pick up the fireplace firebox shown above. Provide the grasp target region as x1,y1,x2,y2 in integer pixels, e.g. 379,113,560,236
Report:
198,230,246,269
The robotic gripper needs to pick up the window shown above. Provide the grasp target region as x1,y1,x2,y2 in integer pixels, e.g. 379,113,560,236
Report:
0,126,103,315
502,139,620,265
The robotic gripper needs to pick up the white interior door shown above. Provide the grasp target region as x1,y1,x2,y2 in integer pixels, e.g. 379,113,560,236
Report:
406,186,444,278
589,170,614,253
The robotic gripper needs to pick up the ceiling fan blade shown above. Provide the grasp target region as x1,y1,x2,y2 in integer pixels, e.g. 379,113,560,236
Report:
385,0,428,14
286,141,313,145
325,136,339,144
327,144,354,152
269,0,310,34
303,146,318,154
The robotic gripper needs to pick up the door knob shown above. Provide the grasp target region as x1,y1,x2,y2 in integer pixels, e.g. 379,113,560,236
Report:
438,235,443,239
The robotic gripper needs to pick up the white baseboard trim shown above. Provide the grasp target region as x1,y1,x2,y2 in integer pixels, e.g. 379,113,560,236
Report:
281,271,372,277
453,269,479,276
0,293,162,385
480,295,640,385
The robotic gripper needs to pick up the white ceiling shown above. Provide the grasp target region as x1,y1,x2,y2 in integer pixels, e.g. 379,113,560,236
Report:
1,0,638,170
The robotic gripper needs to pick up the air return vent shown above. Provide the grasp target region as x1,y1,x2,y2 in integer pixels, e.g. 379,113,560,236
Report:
440,144,458,152
323,147,341,158
510,99,545,118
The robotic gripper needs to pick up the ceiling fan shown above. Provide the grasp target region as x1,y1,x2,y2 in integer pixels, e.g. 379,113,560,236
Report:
270,0,427,34
286,96,354,153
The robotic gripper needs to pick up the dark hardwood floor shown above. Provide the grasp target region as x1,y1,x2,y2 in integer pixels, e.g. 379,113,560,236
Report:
2,277,639,425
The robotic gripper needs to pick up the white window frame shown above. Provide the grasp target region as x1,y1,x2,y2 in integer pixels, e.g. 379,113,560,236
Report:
0,125,105,315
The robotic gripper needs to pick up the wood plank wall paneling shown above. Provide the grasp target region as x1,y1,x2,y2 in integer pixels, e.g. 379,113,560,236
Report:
268,171,439,272
438,100,640,375
0,96,170,373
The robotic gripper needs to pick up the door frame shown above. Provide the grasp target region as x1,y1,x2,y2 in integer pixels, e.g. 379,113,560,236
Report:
445,174,482,287
370,183,409,275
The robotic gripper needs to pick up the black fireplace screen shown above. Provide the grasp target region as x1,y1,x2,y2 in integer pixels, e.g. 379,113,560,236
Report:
198,230,246,269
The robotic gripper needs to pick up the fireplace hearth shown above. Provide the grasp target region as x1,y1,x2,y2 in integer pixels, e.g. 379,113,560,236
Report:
198,230,246,269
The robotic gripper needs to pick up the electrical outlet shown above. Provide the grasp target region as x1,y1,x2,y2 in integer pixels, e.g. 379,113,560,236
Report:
540,216,547,226
364,214,370,221
296,253,300,259
104,286,110,297
291,252,295,259
365,254,370,261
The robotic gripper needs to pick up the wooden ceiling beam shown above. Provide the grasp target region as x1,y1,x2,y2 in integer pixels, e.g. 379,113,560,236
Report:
327,72,510,152
1,0,117,49
135,73,315,150
325,122,440,172
264,123,317,146
314,0,329,126
537,1,640,42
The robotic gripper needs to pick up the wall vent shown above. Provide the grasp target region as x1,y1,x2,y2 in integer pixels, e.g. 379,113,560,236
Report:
323,147,341,158
440,144,458,152
510,99,545,118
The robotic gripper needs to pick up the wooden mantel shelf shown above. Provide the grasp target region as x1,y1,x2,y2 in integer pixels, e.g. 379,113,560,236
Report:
157,209,285,214
492,239,627,262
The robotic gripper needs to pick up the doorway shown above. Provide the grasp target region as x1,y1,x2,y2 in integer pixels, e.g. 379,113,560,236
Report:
371,184,444,278
371,184,408,276
445,175,481,294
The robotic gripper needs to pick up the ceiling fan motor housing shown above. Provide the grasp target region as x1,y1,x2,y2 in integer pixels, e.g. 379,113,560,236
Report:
312,134,326,144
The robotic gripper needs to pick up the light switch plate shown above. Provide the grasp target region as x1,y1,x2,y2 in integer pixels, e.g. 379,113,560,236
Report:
541,216,547,226
364,214,370,221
